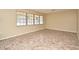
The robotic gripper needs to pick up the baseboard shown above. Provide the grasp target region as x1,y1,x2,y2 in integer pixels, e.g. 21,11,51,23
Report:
45,27,77,33
0,28,45,40
0,28,77,40
0,33,27,40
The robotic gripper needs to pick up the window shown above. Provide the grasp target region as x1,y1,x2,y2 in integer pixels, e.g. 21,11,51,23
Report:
34,15,40,24
16,11,44,26
40,16,43,24
17,15,26,26
27,14,33,25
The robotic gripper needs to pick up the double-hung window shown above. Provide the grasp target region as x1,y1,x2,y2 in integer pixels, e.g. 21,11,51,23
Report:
34,15,40,24
27,14,33,25
16,12,26,26
40,16,43,24
16,11,44,26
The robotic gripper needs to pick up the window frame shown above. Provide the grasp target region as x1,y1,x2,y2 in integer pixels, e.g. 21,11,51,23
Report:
16,14,27,26
16,11,27,27
34,15,40,25
39,16,44,25
27,14,34,25
16,11,44,26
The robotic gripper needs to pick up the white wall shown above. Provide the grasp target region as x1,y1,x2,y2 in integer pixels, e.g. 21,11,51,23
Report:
77,10,79,40
0,9,44,40
45,10,77,33
0,9,78,40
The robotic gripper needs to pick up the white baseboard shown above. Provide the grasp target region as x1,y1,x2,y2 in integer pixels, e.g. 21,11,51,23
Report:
0,28,77,40
0,33,27,40
45,27,77,33
0,28,45,40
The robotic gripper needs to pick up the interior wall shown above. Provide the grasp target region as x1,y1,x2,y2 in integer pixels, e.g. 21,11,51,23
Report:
77,10,79,40
0,9,78,40
0,9,45,40
45,10,77,33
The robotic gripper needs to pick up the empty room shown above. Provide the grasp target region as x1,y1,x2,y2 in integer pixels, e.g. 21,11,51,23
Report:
0,9,79,50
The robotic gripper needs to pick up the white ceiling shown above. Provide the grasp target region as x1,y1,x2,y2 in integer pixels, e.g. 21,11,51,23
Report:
33,9,67,13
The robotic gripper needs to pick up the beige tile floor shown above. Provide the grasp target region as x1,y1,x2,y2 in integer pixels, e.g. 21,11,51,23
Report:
0,29,79,50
